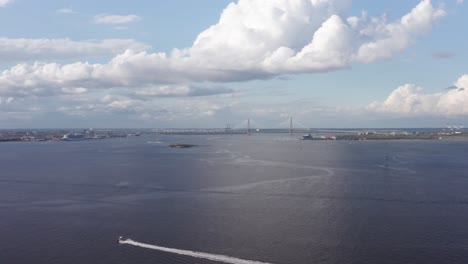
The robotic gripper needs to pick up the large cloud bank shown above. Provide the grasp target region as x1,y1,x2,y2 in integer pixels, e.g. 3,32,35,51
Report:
0,0,445,97
368,75,468,115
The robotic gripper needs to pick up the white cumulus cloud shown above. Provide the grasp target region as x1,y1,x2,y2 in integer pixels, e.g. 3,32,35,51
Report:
61,87,88,94
94,14,141,24
355,0,446,63
0,96,14,104
368,74,468,115
0,0,12,7
0,0,446,97
57,8,77,14
0,38,149,63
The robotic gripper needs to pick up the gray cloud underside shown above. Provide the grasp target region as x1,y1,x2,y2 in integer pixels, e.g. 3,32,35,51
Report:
131,85,234,98
432,51,454,59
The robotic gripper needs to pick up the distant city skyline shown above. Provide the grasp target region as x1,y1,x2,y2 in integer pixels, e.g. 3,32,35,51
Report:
0,0,467,128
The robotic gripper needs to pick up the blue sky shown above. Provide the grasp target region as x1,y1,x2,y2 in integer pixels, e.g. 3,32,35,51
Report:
0,0,467,128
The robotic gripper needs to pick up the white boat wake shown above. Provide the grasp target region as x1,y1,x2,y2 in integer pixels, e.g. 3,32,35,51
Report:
118,237,275,264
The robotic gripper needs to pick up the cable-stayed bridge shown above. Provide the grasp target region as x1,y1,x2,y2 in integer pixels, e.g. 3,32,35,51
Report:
227,117,311,135
226,117,367,135
157,117,368,135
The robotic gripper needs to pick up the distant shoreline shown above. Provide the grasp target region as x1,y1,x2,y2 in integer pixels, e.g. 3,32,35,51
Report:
1,128,467,143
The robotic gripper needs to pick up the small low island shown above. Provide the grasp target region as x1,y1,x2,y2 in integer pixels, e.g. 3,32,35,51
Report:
168,143,197,148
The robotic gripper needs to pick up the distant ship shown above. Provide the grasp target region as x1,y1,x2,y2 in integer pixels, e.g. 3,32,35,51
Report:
62,133,85,141
301,133,336,140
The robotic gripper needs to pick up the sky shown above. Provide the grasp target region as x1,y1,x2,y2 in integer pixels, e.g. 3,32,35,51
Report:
0,0,467,128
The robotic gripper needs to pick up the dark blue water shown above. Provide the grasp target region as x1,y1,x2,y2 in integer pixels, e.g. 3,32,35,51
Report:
1,134,468,264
